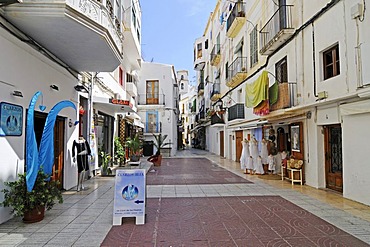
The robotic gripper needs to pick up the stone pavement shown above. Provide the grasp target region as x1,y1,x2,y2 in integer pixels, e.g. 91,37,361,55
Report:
0,148,369,246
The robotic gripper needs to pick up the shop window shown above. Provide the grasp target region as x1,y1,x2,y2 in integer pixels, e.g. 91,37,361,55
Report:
323,44,340,80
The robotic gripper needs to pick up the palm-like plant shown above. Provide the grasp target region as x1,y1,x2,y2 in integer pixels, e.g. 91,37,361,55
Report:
125,134,142,155
152,133,172,155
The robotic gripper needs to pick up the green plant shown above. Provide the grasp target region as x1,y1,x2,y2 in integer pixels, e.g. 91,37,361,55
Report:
114,137,125,164
125,134,142,155
0,170,63,217
100,151,112,175
152,133,172,155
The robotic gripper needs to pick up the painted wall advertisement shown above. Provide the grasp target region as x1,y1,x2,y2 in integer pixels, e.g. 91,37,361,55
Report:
0,102,23,136
113,169,146,225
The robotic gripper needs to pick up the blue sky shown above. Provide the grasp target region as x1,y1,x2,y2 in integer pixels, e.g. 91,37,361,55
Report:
141,0,217,84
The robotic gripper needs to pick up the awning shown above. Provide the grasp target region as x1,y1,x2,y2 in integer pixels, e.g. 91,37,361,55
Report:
134,119,144,128
93,96,134,114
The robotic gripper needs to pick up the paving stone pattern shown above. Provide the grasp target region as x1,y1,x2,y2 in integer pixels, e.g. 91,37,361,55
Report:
102,196,369,247
147,158,252,185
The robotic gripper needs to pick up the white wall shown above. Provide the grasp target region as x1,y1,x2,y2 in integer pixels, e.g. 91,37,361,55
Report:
342,112,370,206
0,29,79,223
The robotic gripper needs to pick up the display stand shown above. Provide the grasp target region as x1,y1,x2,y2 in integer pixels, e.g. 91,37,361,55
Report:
281,160,303,185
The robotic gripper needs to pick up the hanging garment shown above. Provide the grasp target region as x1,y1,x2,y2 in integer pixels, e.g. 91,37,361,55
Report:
250,139,259,171
245,71,269,108
255,156,265,175
253,100,270,116
260,140,269,164
268,155,276,172
269,81,279,105
240,141,250,169
72,139,91,173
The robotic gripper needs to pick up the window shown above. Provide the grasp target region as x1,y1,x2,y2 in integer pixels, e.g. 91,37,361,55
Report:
197,43,202,59
250,26,258,67
225,62,229,80
126,73,133,83
119,67,124,87
146,80,159,104
323,44,340,80
275,56,288,83
205,39,208,49
181,83,184,90
146,112,158,133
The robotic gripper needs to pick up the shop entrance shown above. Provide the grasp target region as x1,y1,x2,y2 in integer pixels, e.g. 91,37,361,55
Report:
33,111,65,188
324,124,343,192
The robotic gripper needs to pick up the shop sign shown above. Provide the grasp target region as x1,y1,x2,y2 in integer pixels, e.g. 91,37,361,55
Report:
0,102,23,136
109,98,133,108
113,169,146,225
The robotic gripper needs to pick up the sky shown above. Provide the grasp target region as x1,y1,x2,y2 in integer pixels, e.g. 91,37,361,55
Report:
140,0,218,84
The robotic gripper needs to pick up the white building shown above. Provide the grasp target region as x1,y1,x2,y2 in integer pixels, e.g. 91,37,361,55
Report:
137,62,179,157
194,0,370,206
0,0,141,223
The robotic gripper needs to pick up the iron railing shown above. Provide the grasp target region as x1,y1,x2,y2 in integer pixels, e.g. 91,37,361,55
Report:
260,5,294,50
137,94,165,105
211,44,221,61
227,57,248,82
226,2,245,32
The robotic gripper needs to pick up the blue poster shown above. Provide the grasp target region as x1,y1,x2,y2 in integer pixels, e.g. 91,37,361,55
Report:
113,169,146,221
0,102,23,136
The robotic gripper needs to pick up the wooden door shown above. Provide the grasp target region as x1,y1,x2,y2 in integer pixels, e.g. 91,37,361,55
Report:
220,131,224,157
235,130,243,162
53,118,65,188
324,125,343,192
146,80,159,104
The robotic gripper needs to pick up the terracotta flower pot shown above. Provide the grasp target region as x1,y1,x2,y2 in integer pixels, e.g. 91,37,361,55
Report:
23,205,45,223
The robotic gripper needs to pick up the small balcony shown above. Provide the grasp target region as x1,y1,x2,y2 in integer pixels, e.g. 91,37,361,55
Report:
226,2,246,38
226,57,248,88
144,122,162,134
126,81,138,97
270,82,297,111
198,82,204,96
3,0,124,72
137,94,165,105
210,44,221,66
260,5,294,55
211,83,221,102
228,103,245,121
211,112,225,125
196,110,206,123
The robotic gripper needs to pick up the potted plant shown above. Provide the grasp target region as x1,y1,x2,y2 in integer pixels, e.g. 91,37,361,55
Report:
147,133,172,166
125,134,142,162
0,169,63,223
100,151,112,176
114,137,125,166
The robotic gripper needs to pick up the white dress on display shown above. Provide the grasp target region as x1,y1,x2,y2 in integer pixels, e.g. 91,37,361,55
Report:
240,140,250,169
260,139,269,164
268,154,276,173
250,138,259,171
255,156,265,174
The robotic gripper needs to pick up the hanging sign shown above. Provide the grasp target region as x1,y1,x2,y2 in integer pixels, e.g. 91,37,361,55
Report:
0,102,23,136
113,169,146,225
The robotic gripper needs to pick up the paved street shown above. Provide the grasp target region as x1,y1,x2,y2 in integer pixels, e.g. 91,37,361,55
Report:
0,148,370,246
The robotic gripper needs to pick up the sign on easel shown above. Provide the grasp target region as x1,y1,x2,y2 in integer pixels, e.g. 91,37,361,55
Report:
113,169,146,225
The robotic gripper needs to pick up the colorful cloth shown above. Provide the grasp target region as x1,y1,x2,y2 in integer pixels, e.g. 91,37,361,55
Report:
245,71,269,108
269,81,279,105
253,100,270,116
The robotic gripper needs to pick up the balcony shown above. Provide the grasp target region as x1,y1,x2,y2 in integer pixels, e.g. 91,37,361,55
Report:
228,104,245,121
260,5,294,55
226,57,248,88
144,122,162,134
270,82,297,111
198,82,204,96
137,94,165,105
211,112,225,125
196,110,206,123
210,44,221,66
211,83,221,102
226,2,246,38
126,81,138,97
3,0,124,72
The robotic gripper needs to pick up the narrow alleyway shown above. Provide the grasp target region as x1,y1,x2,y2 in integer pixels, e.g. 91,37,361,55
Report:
0,148,369,246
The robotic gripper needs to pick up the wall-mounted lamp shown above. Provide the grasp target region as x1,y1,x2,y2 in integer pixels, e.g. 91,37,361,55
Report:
12,90,23,98
74,84,89,93
69,119,79,128
50,84,59,91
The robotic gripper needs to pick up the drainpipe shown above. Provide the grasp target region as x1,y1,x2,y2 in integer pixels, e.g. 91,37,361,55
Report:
312,23,318,98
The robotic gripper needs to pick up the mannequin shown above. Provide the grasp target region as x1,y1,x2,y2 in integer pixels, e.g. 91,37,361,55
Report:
268,154,276,174
260,138,269,172
240,138,250,173
250,137,259,174
72,136,91,191
254,156,265,175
